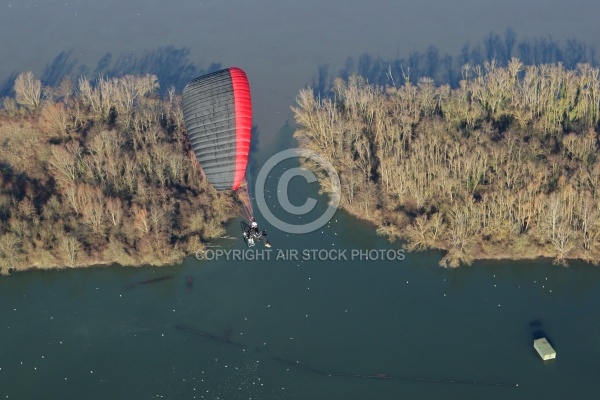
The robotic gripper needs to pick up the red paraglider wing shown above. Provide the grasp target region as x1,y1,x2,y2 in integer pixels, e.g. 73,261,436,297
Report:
230,68,252,189
182,67,252,190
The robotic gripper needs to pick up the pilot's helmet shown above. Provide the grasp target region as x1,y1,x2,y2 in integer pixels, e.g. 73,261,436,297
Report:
251,222,258,228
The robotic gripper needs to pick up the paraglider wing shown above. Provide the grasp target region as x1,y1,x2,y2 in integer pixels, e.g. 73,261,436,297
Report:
182,67,252,191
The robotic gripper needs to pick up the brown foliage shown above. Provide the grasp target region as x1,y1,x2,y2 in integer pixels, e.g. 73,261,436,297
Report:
0,121,43,175
0,73,233,271
38,103,70,137
294,60,600,266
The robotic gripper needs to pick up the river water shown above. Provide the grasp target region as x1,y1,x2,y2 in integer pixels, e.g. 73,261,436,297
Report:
2,1,600,399
2,127,600,400
2,210,600,399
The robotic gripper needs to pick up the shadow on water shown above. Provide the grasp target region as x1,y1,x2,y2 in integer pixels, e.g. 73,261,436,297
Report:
0,45,223,97
529,319,547,341
2,28,597,100
41,50,79,88
175,324,245,349
313,28,598,96
270,358,519,388
0,71,18,98
175,322,519,388
529,319,555,345
95,46,222,93
125,274,173,289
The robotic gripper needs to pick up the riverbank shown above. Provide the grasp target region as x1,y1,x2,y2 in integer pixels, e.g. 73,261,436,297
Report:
293,61,600,267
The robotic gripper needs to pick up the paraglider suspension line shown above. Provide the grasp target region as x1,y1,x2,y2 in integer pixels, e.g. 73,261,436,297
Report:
234,179,253,220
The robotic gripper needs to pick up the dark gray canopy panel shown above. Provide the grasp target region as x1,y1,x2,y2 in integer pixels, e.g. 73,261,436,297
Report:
182,68,252,191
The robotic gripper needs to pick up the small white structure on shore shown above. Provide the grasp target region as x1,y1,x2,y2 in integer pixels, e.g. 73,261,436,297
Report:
534,338,556,360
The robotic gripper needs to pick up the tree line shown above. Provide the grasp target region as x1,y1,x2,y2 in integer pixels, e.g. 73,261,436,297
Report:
0,72,232,274
294,59,600,267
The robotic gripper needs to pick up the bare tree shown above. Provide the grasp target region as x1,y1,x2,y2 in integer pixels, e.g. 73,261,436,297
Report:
79,185,106,234
49,141,82,186
0,233,22,268
14,71,42,109
106,197,123,227
61,235,81,266
131,204,150,236
39,103,70,136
